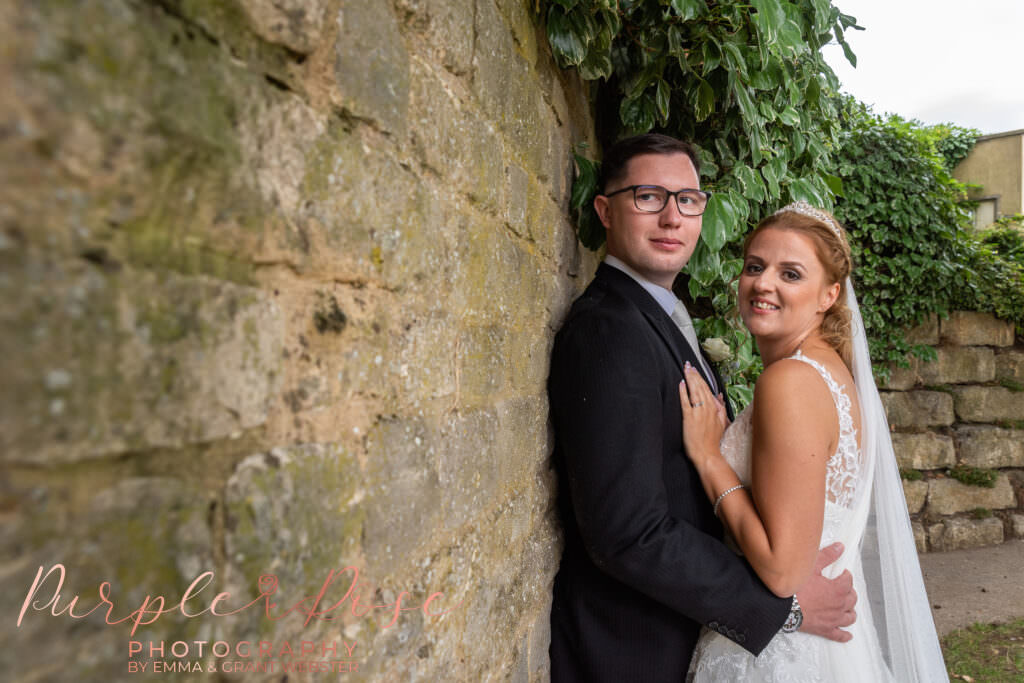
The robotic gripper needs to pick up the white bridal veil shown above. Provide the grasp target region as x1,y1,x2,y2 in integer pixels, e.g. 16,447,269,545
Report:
846,279,948,680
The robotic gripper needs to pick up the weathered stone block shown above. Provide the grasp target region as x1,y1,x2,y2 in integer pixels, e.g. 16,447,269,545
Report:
892,432,956,470
882,347,995,388
238,0,329,53
940,310,1015,346
397,0,476,75
880,391,955,428
241,94,327,219
473,0,548,174
956,425,1024,468
953,386,1024,422
912,521,927,553
408,58,504,212
928,517,1004,551
903,479,929,514
880,363,918,391
334,2,409,135
396,310,459,400
905,314,939,345
223,445,364,636
1013,514,1024,539
449,217,536,322
494,395,551,479
306,129,455,288
0,477,214,681
2,259,284,464
437,407,501,530
363,423,443,577
996,349,1024,383
458,324,509,404
526,172,566,259
921,347,995,384
505,163,530,236
926,474,1017,516
527,605,554,681
496,0,540,65
507,322,554,394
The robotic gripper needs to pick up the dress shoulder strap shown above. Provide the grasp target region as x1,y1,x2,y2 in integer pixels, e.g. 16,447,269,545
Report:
786,350,857,445
786,350,844,402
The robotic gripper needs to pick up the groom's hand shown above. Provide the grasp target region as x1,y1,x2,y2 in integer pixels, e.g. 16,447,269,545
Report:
795,542,856,642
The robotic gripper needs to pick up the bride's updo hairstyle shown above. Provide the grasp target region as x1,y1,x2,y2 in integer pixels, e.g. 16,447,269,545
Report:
744,202,854,367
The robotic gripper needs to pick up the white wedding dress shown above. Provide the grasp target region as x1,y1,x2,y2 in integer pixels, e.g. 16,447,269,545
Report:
688,350,896,682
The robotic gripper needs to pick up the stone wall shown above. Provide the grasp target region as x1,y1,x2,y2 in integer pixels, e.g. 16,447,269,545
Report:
0,1,597,680
882,312,1024,552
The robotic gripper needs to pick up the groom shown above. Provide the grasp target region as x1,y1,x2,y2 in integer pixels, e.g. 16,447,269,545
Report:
547,134,856,681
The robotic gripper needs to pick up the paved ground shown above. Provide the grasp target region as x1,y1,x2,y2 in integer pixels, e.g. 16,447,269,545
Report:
920,539,1024,637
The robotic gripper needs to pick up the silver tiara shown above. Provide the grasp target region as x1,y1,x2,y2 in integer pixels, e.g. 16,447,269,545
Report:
773,200,842,238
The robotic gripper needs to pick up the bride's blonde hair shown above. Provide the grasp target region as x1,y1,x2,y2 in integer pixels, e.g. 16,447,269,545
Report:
743,207,854,368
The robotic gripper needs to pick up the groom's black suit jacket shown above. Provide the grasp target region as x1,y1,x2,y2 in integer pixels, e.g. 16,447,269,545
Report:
548,264,790,682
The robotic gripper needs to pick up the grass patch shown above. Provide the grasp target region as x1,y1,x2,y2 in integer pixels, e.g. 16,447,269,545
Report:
999,378,1024,393
996,420,1024,430
901,468,924,481
943,618,1024,682
970,507,993,520
948,464,998,488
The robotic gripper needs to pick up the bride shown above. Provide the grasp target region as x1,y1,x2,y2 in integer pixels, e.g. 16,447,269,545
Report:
680,202,947,681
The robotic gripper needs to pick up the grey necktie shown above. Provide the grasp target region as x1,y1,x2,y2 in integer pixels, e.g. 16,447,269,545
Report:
670,300,718,395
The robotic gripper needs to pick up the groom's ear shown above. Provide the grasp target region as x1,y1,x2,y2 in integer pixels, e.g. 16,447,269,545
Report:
594,194,613,229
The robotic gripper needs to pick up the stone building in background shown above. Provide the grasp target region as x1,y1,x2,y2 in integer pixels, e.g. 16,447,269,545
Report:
954,128,1024,229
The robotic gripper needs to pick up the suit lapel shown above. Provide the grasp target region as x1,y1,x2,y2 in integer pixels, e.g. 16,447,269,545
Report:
595,264,700,376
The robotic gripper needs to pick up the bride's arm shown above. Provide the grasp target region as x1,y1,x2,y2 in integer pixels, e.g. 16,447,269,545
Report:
681,361,835,597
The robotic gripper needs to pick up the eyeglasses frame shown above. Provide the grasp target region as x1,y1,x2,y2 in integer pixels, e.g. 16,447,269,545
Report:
602,185,713,216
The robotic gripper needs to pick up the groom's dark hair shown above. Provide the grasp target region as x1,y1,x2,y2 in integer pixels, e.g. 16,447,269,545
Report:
598,134,701,193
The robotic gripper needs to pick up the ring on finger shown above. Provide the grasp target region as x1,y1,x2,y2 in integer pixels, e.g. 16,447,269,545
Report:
693,401,704,408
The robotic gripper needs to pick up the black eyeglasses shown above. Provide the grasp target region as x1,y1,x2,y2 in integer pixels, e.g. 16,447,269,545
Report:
603,185,712,216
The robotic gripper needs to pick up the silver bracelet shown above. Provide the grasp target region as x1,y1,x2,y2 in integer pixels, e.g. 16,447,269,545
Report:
712,484,745,518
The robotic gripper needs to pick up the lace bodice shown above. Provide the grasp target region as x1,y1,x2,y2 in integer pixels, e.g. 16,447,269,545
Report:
719,350,862,520
688,351,888,683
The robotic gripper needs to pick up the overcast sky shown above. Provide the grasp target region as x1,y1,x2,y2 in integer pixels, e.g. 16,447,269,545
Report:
821,0,1024,135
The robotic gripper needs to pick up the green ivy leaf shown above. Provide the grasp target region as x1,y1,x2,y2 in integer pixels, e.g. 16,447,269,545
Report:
693,79,715,122
787,177,826,206
620,95,656,133
670,0,707,20
823,173,844,197
702,192,735,251
732,79,759,124
777,106,800,126
701,38,722,74
546,5,589,65
656,79,671,123
571,153,599,211
750,0,786,45
687,239,722,286
579,50,613,80
734,164,767,203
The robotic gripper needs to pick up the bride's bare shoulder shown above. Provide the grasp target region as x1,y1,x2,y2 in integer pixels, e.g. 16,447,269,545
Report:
753,357,836,426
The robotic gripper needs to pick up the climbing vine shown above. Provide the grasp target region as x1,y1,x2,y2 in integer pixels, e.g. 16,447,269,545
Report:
540,0,860,406
540,1,1018,402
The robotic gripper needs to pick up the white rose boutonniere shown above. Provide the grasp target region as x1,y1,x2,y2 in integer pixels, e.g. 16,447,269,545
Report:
701,337,732,363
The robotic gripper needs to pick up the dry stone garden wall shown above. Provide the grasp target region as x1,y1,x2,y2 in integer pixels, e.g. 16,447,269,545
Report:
883,312,1024,552
0,1,597,680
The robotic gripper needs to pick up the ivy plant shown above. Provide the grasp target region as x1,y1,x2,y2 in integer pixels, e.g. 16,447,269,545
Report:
831,102,1023,373
541,0,860,407
540,0,1020,402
